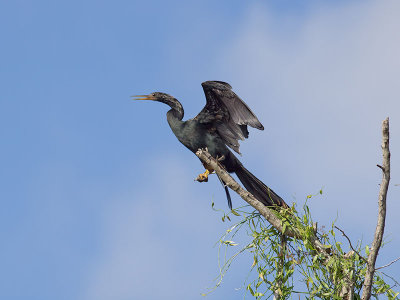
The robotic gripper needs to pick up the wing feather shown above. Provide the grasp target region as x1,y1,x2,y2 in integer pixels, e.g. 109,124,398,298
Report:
194,81,264,154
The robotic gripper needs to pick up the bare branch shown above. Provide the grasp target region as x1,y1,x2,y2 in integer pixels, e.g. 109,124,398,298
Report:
334,226,367,263
381,271,400,288
340,251,356,299
196,149,291,232
376,256,400,271
274,234,287,300
196,118,392,299
361,118,391,300
195,149,330,257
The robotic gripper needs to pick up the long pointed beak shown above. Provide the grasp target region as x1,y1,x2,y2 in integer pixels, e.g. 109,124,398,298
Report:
131,94,157,101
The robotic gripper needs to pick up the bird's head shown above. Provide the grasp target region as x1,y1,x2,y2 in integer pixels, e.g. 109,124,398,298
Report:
132,92,175,104
132,92,184,118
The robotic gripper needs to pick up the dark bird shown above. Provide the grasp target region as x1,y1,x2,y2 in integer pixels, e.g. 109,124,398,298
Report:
132,81,287,210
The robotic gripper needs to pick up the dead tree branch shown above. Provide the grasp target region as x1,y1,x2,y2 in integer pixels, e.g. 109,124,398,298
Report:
376,257,400,271
197,118,391,299
334,226,367,263
340,251,356,299
361,117,391,300
195,149,330,256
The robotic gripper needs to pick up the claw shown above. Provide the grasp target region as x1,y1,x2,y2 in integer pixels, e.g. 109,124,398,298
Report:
195,169,213,182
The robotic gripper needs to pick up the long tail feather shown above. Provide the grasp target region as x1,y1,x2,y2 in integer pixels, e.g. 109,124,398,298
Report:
235,164,287,208
217,173,232,210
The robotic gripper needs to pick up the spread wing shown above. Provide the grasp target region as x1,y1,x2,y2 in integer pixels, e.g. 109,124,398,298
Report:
194,81,264,154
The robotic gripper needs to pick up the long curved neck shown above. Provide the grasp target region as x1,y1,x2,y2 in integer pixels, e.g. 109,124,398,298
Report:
167,108,184,130
165,99,184,134
166,105,184,121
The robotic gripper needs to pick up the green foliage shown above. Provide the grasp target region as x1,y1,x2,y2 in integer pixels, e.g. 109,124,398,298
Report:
208,194,399,299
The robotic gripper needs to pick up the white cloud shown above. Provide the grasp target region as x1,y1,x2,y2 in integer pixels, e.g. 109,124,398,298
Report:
218,0,400,234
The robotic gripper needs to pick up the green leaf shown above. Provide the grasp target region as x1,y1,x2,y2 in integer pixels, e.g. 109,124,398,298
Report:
251,257,258,268
247,285,255,296
313,255,318,264
326,257,334,267
306,277,312,289
223,240,238,246
231,209,240,216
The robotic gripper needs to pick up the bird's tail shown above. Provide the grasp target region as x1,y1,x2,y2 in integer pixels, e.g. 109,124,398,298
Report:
216,174,232,210
235,164,287,208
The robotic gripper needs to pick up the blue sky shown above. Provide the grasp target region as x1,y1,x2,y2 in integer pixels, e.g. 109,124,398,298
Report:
1,0,399,299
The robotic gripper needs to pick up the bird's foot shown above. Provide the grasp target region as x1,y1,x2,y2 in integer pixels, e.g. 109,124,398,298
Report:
217,155,225,162
195,169,213,182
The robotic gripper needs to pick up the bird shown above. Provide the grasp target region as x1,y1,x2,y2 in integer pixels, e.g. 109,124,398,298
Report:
132,81,287,210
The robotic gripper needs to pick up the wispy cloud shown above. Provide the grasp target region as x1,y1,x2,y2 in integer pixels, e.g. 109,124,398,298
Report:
218,0,400,230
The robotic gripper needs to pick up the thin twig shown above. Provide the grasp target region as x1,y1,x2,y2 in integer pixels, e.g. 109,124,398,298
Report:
340,251,356,299
195,148,331,257
375,256,400,270
274,234,287,300
361,118,391,300
334,226,367,263
380,271,400,288
196,149,295,235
